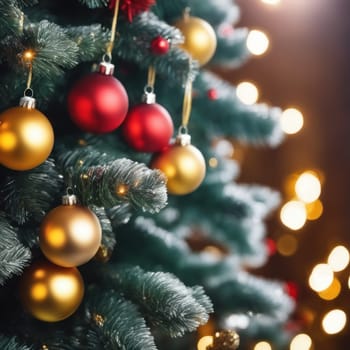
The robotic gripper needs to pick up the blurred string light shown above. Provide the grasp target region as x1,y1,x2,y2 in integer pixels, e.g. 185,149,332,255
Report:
308,263,334,292
290,333,312,350
277,234,298,256
246,30,270,55
280,108,304,135
197,335,213,350
322,309,347,335
318,277,341,301
327,245,350,272
305,199,323,220
254,341,272,350
280,200,307,230
295,171,321,203
261,0,281,5
236,81,259,105
280,170,323,230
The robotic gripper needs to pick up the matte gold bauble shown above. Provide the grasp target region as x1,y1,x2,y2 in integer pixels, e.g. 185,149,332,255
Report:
150,136,206,195
19,259,84,322
174,15,217,66
0,102,54,170
40,195,102,267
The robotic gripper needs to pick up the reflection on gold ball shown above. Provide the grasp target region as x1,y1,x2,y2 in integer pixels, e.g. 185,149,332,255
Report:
150,143,206,195
40,204,102,267
0,107,54,170
174,16,217,66
19,259,84,322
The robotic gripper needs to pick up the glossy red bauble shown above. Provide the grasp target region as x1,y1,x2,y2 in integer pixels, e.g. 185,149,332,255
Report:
150,36,170,55
122,102,174,152
67,72,129,133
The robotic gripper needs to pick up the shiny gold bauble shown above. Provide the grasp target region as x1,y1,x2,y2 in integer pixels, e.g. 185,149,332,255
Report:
150,142,206,195
19,259,84,322
40,204,102,267
0,106,54,170
174,16,217,66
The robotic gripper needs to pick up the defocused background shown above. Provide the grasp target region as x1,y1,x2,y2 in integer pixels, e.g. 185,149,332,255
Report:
216,0,350,349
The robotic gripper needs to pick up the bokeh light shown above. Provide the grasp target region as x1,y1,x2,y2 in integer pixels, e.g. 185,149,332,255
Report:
305,200,323,220
277,234,298,256
280,108,304,134
290,333,312,350
309,263,334,292
197,336,213,350
246,30,270,55
236,81,259,105
261,0,281,4
322,309,347,335
327,245,350,272
295,171,321,203
318,277,341,301
254,341,272,350
280,200,307,230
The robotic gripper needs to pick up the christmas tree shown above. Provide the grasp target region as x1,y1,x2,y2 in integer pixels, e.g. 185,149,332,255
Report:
0,0,294,349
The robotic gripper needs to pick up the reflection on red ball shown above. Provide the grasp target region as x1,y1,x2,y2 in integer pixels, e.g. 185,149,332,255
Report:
68,73,128,133
122,102,174,152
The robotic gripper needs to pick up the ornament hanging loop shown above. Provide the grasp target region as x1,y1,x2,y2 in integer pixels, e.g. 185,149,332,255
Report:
183,7,191,20
142,66,156,103
22,49,35,97
62,186,77,206
106,0,121,58
181,78,193,129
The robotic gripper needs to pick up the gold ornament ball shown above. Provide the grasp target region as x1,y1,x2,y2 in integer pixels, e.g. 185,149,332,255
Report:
19,259,84,322
40,204,102,267
174,16,217,66
150,143,206,195
0,106,54,170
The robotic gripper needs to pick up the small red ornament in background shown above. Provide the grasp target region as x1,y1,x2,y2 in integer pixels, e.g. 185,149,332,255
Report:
265,237,277,256
150,36,170,55
284,281,299,300
218,23,235,37
207,88,218,100
67,62,128,133
122,91,173,152
109,0,155,22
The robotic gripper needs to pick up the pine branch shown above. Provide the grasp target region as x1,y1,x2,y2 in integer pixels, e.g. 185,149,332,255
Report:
73,159,167,213
0,335,32,350
96,265,213,337
86,287,157,350
65,24,110,61
54,134,167,213
189,0,241,26
0,159,64,225
17,0,39,7
23,20,79,79
117,12,197,85
0,0,23,40
77,0,108,9
0,212,31,285
191,71,284,146
92,206,116,253
213,27,250,67
207,270,294,320
117,217,191,269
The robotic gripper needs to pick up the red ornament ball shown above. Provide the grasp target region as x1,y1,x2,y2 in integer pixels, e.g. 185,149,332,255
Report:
150,36,170,55
68,71,128,133
284,281,299,300
122,102,174,152
207,88,218,100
